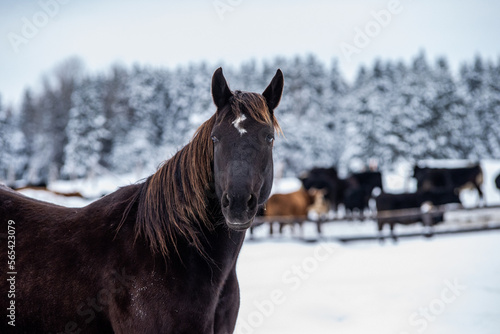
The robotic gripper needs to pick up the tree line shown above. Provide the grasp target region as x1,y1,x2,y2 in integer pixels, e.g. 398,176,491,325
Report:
0,52,499,184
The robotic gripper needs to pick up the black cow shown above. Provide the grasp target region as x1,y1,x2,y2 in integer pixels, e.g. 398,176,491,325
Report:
344,171,384,219
376,188,461,241
413,164,483,205
300,167,343,211
301,167,383,219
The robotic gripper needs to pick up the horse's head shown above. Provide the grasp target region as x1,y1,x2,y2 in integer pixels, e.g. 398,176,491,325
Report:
210,68,283,231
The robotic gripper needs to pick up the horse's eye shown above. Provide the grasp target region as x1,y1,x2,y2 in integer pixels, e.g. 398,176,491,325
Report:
266,134,274,144
211,135,219,143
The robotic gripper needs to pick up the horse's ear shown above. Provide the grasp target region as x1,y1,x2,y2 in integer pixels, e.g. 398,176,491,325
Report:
262,69,284,111
211,67,233,110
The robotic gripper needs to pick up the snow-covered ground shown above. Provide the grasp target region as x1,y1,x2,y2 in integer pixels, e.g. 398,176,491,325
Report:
8,159,500,333
236,232,500,334
236,159,500,333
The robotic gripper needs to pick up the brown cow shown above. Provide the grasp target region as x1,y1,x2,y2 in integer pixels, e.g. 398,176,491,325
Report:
249,187,329,237
263,187,316,236
307,188,330,235
307,188,330,218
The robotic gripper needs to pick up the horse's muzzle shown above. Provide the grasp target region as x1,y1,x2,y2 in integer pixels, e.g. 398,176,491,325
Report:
221,192,258,231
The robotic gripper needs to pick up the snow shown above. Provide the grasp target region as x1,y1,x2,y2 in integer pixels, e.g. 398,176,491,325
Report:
479,160,500,206
270,177,303,195
236,232,500,334
49,172,149,199
17,188,92,208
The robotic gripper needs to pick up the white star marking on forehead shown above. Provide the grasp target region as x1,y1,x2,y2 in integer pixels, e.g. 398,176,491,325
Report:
232,114,247,135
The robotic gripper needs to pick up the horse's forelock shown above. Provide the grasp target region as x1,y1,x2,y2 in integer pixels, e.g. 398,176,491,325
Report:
219,91,282,135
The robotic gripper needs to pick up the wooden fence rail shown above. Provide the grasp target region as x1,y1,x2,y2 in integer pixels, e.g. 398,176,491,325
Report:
250,204,500,242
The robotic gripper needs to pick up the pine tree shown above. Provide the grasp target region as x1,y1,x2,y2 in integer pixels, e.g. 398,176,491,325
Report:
486,58,500,158
63,77,109,179
18,88,52,184
109,66,166,174
19,89,37,160
346,59,400,169
431,57,467,159
0,95,8,180
50,57,83,175
0,96,27,184
458,55,498,159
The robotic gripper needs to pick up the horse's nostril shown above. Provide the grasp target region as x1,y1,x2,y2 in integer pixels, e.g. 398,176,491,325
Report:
222,193,230,208
247,194,257,211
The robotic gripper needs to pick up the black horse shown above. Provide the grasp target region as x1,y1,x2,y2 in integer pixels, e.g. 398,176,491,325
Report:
0,67,284,333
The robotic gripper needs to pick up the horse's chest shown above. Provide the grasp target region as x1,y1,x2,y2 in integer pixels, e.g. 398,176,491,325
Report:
123,269,229,332
131,266,226,307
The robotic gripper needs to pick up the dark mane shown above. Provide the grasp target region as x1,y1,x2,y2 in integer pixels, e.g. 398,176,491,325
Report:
122,91,280,259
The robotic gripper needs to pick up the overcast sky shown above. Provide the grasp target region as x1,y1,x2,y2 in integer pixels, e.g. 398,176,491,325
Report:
1,0,499,106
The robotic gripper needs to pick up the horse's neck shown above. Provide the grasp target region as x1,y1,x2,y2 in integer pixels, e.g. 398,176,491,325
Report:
203,197,246,267
206,222,246,270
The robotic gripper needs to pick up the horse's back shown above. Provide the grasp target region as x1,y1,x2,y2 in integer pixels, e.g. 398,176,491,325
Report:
0,185,71,219
0,186,120,333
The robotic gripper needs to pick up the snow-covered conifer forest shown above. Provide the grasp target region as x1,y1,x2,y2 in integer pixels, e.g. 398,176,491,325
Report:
1,52,499,184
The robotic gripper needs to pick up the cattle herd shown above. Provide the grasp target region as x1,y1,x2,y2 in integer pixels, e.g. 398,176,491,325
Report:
254,163,500,241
